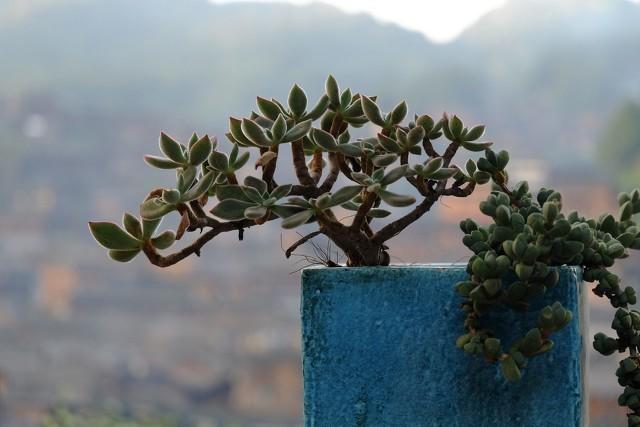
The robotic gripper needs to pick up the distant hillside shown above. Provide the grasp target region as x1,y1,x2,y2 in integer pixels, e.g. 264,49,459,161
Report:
1,0,640,161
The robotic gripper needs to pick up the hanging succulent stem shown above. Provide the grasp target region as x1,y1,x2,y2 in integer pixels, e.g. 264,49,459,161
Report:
89,75,501,267
456,183,640,426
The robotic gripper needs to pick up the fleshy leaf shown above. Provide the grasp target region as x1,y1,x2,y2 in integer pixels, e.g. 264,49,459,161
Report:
288,84,307,117
283,120,313,143
181,171,216,202
151,230,176,250
144,155,182,169
210,199,256,220
189,135,212,166
159,132,186,163
123,213,143,239
281,209,314,229
89,221,141,250
108,249,141,263
361,95,385,127
244,205,268,220
140,198,176,220
378,190,416,207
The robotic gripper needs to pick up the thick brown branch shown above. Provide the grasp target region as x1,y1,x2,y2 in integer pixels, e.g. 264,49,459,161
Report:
442,181,476,197
290,185,323,199
372,191,439,245
262,145,278,187
310,150,323,183
142,219,256,267
319,152,340,193
422,138,440,158
291,139,315,186
441,141,460,167
337,154,357,181
351,191,376,231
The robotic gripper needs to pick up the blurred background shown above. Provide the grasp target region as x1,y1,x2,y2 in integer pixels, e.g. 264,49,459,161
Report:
1,0,640,425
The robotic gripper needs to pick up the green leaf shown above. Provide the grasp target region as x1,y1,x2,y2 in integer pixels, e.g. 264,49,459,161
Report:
340,89,352,110
229,117,253,146
416,115,435,132
270,184,292,200
89,221,141,250
368,208,391,218
140,198,176,220
178,166,197,193
256,96,281,120
271,114,287,143
241,185,265,203
144,155,182,169
422,157,444,176
621,201,634,221
500,356,522,381
281,209,314,229
123,213,142,239
142,218,162,240
181,171,216,202
288,84,307,117
361,95,385,127
159,132,186,163
216,185,250,201
372,154,397,167
463,141,493,152
325,75,340,105
151,230,176,250
271,204,305,218
378,133,399,153
330,186,362,206
305,95,330,121
108,249,141,263
465,125,485,141
244,176,268,195
189,135,212,166
449,115,463,139
232,151,250,169
344,97,364,118
469,170,488,186
496,150,510,170
336,144,363,157
244,205,268,220
406,126,425,146
208,151,229,172
378,190,415,207
210,199,256,220
465,159,477,176
283,119,313,143
381,165,409,185
241,118,271,147
429,167,458,180
312,128,338,151
390,101,407,124
162,189,180,204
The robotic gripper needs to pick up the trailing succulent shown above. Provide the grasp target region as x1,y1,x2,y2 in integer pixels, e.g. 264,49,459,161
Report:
89,76,506,267
456,181,640,425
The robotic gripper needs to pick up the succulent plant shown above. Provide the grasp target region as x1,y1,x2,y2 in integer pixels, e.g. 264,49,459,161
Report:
457,181,640,425
89,76,508,267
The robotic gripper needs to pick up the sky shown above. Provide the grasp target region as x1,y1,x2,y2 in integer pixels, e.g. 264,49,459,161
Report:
212,0,508,42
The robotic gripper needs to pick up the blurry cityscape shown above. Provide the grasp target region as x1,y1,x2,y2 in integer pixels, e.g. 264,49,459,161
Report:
1,0,640,425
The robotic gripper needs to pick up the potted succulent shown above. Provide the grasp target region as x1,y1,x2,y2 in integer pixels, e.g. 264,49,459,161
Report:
89,76,640,426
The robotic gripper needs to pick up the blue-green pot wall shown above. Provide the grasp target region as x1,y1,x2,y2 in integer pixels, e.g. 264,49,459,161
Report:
301,264,586,427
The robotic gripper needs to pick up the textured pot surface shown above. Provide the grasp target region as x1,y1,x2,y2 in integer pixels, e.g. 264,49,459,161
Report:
301,264,586,427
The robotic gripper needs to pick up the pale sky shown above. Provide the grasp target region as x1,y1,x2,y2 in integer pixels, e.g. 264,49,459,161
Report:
212,0,508,43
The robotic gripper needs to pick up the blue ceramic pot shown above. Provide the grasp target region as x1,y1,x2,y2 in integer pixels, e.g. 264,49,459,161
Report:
301,264,586,427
